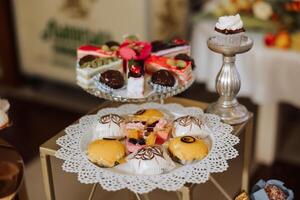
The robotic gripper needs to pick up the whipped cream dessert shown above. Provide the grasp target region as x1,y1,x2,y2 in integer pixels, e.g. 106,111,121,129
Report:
93,114,125,139
215,14,245,34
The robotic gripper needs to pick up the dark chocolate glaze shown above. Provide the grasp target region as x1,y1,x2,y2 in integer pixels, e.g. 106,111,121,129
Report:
79,55,97,66
214,27,245,35
151,70,176,87
99,70,124,89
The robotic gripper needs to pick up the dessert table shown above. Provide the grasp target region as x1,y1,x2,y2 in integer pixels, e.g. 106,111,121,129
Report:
39,97,253,200
192,20,300,165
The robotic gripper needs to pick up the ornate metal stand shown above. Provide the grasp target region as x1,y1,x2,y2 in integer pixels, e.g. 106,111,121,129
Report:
206,36,253,125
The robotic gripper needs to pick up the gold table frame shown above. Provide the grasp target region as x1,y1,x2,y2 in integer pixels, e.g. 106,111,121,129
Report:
40,97,253,200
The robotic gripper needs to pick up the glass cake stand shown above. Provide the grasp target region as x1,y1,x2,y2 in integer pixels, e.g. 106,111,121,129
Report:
80,75,195,103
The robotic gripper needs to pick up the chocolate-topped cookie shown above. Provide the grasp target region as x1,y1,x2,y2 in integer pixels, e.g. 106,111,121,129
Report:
79,55,97,66
99,70,124,89
151,70,175,87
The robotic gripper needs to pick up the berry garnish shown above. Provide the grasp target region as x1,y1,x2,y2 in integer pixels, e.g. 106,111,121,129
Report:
137,138,146,145
173,39,187,45
128,138,138,144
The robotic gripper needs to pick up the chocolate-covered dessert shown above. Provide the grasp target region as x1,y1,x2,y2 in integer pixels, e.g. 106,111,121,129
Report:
151,70,176,87
79,55,97,66
99,70,124,89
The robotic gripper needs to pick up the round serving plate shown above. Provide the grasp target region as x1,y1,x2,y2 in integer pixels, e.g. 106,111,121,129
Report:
80,74,195,103
56,103,239,194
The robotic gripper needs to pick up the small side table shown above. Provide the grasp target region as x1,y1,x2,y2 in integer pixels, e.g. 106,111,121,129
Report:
40,97,253,200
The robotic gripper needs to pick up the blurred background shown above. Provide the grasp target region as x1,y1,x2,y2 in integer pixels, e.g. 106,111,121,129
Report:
0,0,300,199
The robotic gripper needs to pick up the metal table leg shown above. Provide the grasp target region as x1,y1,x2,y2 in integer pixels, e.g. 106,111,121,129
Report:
241,116,254,193
210,176,231,200
40,151,56,200
135,193,150,200
88,183,98,200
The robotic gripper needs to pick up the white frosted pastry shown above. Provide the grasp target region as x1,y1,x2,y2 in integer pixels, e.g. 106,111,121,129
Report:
214,14,245,46
93,114,125,139
127,146,175,175
173,115,210,138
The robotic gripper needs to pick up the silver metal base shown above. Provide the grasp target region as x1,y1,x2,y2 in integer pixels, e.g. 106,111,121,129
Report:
206,36,253,125
206,101,249,125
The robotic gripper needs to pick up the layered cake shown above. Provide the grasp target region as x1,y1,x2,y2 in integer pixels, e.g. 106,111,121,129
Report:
76,55,122,89
145,55,193,84
151,39,190,57
77,42,119,59
75,36,195,97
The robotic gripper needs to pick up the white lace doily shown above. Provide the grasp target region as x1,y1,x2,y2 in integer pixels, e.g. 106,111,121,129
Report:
56,103,239,194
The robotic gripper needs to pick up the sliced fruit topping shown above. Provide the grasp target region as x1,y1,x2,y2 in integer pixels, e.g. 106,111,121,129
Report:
146,133,157,146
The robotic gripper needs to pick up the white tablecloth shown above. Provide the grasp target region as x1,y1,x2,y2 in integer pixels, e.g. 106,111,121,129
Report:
191,20,300,165
192,21,300,108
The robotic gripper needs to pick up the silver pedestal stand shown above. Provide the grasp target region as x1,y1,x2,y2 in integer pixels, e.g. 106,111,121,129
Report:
206,36,253,125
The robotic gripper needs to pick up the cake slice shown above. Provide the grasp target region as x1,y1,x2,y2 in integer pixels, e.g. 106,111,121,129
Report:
77,41,119,59
76,55,123,88
151,39,190,58
145,56,192,84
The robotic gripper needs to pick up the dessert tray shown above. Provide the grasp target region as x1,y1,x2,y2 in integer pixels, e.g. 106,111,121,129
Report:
56,103,239,194
82,75,194,103
76,37,195,103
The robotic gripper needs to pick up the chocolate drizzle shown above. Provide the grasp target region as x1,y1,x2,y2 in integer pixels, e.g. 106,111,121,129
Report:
174,116,204,128
133,146,163,160
151,70,176,87
180,136,196,143
99,114,124,127
134,109,146,115
99,70,124,89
